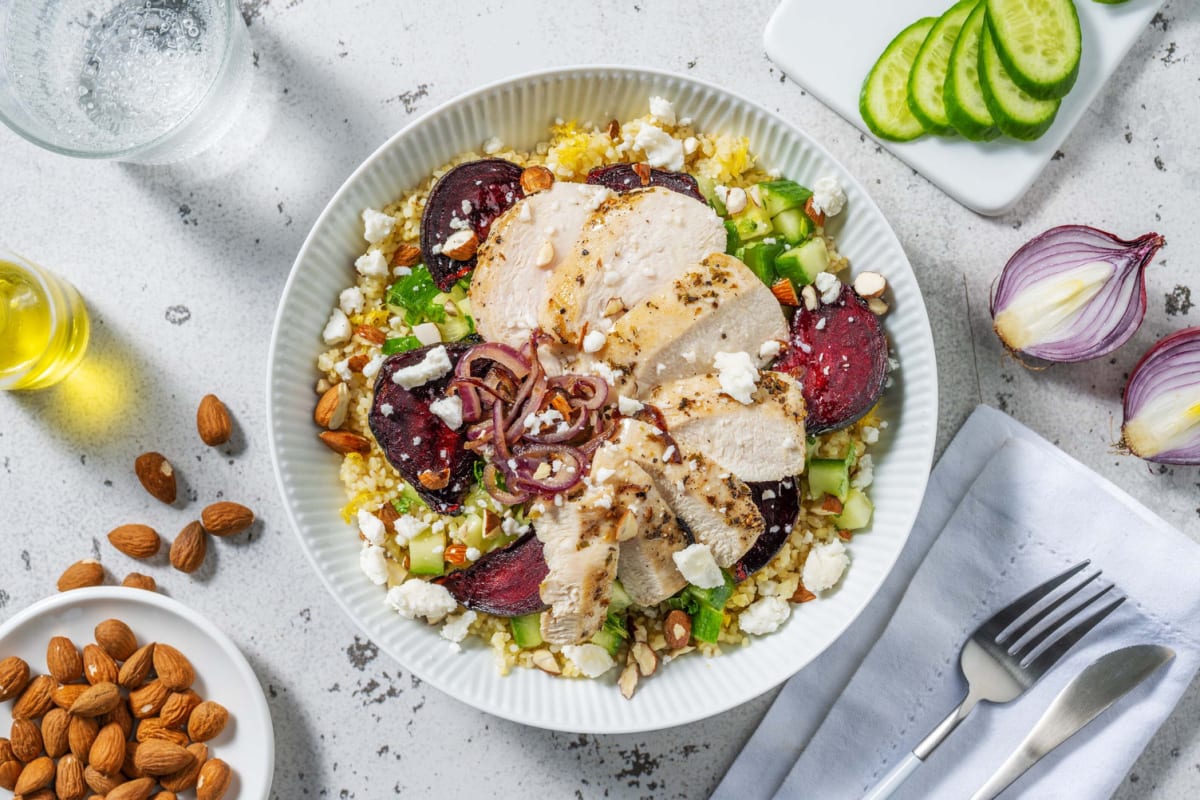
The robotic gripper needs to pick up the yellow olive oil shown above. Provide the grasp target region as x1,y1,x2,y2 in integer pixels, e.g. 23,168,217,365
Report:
0,255,89,390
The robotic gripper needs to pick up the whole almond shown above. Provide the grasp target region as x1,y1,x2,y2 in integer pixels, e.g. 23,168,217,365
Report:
0,759,19,791
0,655,30,700
57,559,105,592
52,682,89,710
314,382,350,429
82,644,119,685
47,635,83,682
0,738,14,762
108,776,157,800
135,718,189,748
108,524,162,560
14,755,54,794
10,718,43,761
83,763,124,794
122,572,158,591
159,690,201,729
89,722,125,774
134,452,177,504
353,324,387,346
12,674,55,719
169,521,207,573
186,701,228,743
118,643,156,689
152,644,194,691
95,619,138,660
318,429,371,455
56,753,86,800
196,394,232,446
195,758,232,800
663,609,692,650
40,708,70,758
133,739,194,776
70,681,121,717
160,743,206,792
391,243,421,267
68,715,98,760
199,501,254,536
129,679,170,719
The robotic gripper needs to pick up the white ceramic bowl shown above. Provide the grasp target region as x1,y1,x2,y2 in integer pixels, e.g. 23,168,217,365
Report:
268,66,937,734
0,587,274,795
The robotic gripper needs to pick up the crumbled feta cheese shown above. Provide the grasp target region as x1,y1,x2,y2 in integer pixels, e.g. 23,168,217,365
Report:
816,317,827,331
633,123,685,171
593,466,616,485
618,395,644,416
355,249,389,278
724,187,748,215
393,266,412,278
802,540,849,593
361,355,384,379
811,176,847,217
391,345,452,389
524,408,564,434
759,340,782,360
394,515,428,546
713,351,760,404
500,516,529,537
359,544,388,585
582,329,607,353
412,321,442,346
362,208,396,244
851,454,875,490
332,358,353,382
861,426,880,445
562,643,616,678
429,395,463,430
482,136,503,154
466,547,481,561
739,596,791,635
683,136,699,155
380,403,394,417
358,509,386,546
440,610,477,643
461,199,473,216
322,309,352,345
672,544,724,589
648,95,676,126
339,286,365,316
386,579,458,621
815,271,841,304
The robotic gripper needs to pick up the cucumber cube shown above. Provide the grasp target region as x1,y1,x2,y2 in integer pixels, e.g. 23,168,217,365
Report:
806,458,850,502
724,219,741,254
510,612,544,648
408,531,445,576
742,240,785,287
834,488,873,531
729,204,773,242
776,238,829,287
609,580,635,614
772,207,814,246
758,180,813,218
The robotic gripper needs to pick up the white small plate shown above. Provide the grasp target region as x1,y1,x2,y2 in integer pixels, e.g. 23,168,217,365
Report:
765,0,1167,215
0,588,274,797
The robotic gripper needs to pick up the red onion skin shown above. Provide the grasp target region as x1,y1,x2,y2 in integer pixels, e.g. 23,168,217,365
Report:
1122,326,1200,465
990,226,1164,363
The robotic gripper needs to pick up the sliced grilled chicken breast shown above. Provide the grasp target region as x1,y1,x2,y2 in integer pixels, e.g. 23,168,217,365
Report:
471,181,612,348
604,253,787,397
539,187,726,345
645,371,807,482
534,498,619,645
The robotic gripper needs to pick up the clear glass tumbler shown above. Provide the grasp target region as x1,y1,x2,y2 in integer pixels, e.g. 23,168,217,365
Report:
0,249,90,390
0,0,251,163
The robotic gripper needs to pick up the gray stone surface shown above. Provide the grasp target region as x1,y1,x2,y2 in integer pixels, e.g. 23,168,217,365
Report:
0,1,1195,797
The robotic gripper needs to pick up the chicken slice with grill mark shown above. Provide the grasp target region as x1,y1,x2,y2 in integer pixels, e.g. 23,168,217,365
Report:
533,494,620,645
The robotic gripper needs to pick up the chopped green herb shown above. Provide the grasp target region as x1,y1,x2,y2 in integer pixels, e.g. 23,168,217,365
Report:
382,335,422,355
387,265,443,326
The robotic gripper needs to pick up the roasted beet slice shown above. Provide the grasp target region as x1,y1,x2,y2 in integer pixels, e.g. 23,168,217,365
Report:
731,477,801,582
420,159,525,290
775,284,888,434
436,532,549,616
585,164,705,203
369,343,479,514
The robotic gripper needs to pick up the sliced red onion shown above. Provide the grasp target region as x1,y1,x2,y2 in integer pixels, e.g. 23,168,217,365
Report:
990,226,1165,362
1121,327,1200,465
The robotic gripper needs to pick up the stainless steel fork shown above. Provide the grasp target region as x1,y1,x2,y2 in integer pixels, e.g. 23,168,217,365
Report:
861,560,1125,800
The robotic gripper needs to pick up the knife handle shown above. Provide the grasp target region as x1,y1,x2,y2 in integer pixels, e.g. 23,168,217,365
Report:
862,753,921,800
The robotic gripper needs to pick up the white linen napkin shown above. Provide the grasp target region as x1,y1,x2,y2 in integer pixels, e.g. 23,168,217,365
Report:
713,404,1200,800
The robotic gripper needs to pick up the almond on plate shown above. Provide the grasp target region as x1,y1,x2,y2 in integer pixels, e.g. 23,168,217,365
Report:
10,717,44,761
152,644,194,691
118,643,156,689
108,524,162,559
133,739,194,776
40,708,70,758
54,753,85,800
0,655,30,701
196,394,232,446
46,635,83,682
134,451,177,504
186,701,228,742
95,618,138,661
196,757,232,800
199,501,254,537
82,644,119,685
13,755,54,794
314,383,351,429
12,674,55,719
88,721,126,773
69,681,121,717
318,429,371,455
57,559,105,592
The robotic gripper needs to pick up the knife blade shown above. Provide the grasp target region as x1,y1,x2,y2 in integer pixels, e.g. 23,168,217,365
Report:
970,644,1174,800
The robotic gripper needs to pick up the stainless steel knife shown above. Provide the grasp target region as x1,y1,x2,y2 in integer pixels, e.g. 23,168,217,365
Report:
970,644,1174,800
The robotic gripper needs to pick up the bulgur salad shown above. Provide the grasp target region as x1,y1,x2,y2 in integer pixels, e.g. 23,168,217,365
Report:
313,97,895,697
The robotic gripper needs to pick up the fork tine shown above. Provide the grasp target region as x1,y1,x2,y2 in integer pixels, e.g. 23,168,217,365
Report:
975,560,1091,643
1012,583,1115,660
997,570,1102,646
1022,595,1126,675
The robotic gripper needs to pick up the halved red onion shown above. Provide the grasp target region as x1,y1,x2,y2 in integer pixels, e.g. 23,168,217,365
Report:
990,226,1164,362
1121,327,1200,465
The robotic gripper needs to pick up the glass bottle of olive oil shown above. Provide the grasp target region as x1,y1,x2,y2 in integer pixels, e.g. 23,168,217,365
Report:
0,250,89,390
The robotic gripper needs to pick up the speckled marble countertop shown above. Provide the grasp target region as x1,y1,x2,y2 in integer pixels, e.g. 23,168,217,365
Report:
1,1,1196,797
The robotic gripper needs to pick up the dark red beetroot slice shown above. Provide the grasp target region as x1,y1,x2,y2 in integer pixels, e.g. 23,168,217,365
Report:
774,284,888,434
369,343,479,514
585,164,705,203
435,532,549,617
731,477,801,582
420,158,525,290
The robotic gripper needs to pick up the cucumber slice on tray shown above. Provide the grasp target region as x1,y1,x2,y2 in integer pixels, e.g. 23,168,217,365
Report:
907,0,978,135
945,1,1000,141
978,26,1061,141
985,0,1081,100
860,17,937,142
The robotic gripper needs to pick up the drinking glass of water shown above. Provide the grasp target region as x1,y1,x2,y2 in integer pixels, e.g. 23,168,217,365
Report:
0,0,251,163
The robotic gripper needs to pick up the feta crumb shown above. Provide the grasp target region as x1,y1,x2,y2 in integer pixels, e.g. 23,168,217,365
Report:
593,466,616,485
816,317,827,331
561,643,616,678
322,309,352,345
429,395,464,430
861,426,880,445
362,208,396,244
524,408,564,434
633,123,685,171
440,610,477,643
648,95,676,126
811,176,847,217
466,547,481,561
358,509,386,546
394,514,427,545
713,351,760,404
339,286,365,316
362,355,384,380
618,395,644,416
815,271,841,304
683,136,698,155
758,340,782,360
412,321,442,346
672,543,724,589
332,358,353,382
355,249,389,278
739,596,791,635
582,329,607,353
393,266,412,278
359,544,388,585
851,454,875,490
803,540,849,593
761,489,777,501
386,579,458,621
391,345,452,389
380,402,394,417
482,136,503,154
724,187,748,215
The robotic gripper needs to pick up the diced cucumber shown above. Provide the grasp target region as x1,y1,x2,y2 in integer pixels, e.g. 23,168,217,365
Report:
860,17,937,142
775,237,829,288
806,443,856,502
695,174,727,216
509,613,543,648
907,0,978,134
407,531,445,576
834,488,874,531
757,180,813,218
590,613,629,657
460,513,486,552
383,335,422,355
437,300,475,342
609,580,635,614
729,203,773,242
978,27,1060,141
772,207,814,246
985,0,1081,100
945,1,1001,141
724,219,742,254
391,483,428,516
742,241,785,287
